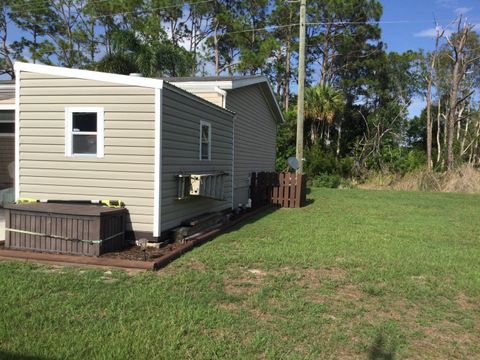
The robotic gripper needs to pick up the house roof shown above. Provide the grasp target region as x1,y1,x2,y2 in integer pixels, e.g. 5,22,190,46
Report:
12,62,235,116
165,75,285,123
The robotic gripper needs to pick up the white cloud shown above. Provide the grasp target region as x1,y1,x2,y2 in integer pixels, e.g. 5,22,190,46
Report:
436,0,458,8
454,7,472,15
414,26,453,38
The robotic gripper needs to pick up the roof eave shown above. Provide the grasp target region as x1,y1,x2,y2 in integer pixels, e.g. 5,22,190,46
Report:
14,62,165,89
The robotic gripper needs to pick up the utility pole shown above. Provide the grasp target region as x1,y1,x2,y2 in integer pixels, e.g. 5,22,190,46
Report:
295,0,306,174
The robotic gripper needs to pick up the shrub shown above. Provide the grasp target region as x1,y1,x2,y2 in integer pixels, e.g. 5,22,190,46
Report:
312,174,342,188
304,145,337,177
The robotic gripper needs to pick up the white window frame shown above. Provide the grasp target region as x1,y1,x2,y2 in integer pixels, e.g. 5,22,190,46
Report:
0,107,15,138
65,107,104,158
199,120,211,161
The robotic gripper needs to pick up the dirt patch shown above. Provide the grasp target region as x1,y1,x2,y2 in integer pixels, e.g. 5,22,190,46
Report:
268,266,347,290
305,283,367,307
247,268,267,276
186,259,208,272
217,302,243,312
408,319,480,359
101,243,186,262
222,269,266,296
249,308,274,322
456,292,477,311
224,278,261,296
335,284,365,304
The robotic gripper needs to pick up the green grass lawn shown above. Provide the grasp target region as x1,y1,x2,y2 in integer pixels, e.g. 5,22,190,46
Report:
1,188,480,359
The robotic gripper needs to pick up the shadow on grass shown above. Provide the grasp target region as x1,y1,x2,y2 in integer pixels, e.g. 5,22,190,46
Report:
0,350,53,360
305,198,315,206
226,206,279,233
368,334,396,360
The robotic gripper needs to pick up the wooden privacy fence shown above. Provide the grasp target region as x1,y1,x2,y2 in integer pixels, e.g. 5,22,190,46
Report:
250,172,307,208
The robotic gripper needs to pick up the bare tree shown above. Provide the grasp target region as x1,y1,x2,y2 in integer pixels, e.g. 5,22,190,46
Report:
444,18,475,170
425,23,444,170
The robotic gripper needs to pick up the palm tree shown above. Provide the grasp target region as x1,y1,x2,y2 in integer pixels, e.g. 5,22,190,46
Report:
304,85,344,145
94,29,193,77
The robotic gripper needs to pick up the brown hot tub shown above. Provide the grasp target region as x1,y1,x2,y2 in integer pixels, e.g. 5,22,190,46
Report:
4,203,126,256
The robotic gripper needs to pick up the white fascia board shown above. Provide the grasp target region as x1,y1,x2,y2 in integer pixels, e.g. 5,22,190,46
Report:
0,104,15,110
14,69,20,200
14,62,164,89
153,87,162,238
169,78,267,91
170,81,233,90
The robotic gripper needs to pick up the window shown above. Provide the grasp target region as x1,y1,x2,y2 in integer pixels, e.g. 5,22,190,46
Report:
199,121,211,160
0,110,14,137
65,107,104,157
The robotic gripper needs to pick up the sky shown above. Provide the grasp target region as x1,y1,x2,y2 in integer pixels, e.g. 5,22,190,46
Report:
5,0,480,117
380,0,479,117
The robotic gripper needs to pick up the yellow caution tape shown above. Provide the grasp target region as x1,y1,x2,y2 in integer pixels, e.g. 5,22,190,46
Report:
100,200,125,208
17,198,38,204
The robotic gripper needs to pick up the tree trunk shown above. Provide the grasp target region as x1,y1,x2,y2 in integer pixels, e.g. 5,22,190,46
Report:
460,115,469,156
336,122,342,157
426,78,433,170
310,122,317,144
436,100,442,165
284,9,293,111
445,21,470,170
284,38,291,111
213,19,220,76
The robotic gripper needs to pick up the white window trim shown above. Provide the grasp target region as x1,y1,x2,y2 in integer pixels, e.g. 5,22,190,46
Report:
199,120,211,161
65,107,104,158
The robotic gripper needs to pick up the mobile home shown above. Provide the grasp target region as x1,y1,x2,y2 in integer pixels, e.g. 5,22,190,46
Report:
14,63,281,240
15,63,234,240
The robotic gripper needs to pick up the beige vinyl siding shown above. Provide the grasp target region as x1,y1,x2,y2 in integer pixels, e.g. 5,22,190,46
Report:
226,85,277,206
18,71,156,232
161,86,234,231
188,91,224,107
